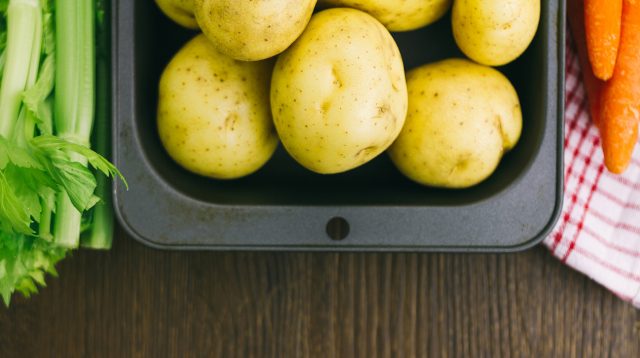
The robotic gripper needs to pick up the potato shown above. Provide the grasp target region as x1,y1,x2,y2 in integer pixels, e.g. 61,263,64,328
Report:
388,59,522,188
193,0,317,61
155,0,198,29
319,0,452,32
271,8,408,174
452,0,540,66
157,35,278,179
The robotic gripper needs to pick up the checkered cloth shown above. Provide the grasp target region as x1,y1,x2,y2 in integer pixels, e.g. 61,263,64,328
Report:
543,35,640,307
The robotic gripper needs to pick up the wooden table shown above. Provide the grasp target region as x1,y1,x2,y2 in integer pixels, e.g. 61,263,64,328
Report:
1,228,639,357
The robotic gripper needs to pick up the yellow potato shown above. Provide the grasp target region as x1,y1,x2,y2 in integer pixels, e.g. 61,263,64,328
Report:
271,8,408,174
319,0,452,31
452,0,540,66
193,0,317,61
157,35,278,179
155,0,198,29
388,59,522,188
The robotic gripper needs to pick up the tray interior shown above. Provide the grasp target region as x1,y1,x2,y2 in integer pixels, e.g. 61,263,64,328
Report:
133,1,549,207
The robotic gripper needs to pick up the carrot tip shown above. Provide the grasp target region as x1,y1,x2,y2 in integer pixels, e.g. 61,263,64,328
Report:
593,70,614,82
605,163,628,174
604,153,632,174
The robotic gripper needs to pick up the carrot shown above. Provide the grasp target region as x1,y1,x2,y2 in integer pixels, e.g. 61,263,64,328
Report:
569,0,605,128
600,0,640,174
585,0,623,80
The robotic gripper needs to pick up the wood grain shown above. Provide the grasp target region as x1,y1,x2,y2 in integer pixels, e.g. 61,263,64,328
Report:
1,228,639,357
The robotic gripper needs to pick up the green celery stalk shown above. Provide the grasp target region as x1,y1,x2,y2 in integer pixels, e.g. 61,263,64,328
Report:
53,0,95,248
13,1,40,147
0,0,41,138
0,14,6,83
81,0,112,249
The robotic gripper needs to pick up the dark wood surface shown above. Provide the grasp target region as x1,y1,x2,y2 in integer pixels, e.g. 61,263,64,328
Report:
1,228,639,357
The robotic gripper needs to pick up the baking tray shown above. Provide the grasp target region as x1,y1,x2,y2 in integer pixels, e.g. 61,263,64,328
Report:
112,0,565,252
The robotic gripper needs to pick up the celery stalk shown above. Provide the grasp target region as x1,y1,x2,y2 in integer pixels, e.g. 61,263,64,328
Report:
14,3,41,147
0,0,40,138
52,0,95,248
38,191,54,240
82,0,112,249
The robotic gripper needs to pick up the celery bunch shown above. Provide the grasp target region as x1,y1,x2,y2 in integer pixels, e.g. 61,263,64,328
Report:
0,0,123,305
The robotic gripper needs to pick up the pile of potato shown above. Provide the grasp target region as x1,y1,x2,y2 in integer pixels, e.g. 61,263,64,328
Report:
155,0,539,188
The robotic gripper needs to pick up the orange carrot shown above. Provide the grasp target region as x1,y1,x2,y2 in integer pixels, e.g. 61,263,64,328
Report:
600,0,640,174
569,0,605,128
585,0,623,80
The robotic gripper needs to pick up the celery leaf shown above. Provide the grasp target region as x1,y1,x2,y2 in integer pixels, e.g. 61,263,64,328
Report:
23,54,54,135
0,232,67,306
31,135,128,188
0,169,32,235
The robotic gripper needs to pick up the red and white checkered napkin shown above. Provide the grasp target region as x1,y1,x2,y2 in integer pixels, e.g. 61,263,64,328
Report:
543,39,640,307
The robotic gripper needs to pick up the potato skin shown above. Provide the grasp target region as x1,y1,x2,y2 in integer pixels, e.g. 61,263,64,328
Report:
271,8,408,174
157,35,278,179
155,0,198,29
193,0,317,61
452,0,540,66
319,0,452,32
388,59,522,189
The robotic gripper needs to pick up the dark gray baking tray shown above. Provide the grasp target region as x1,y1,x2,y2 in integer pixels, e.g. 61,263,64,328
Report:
113,0,565,251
